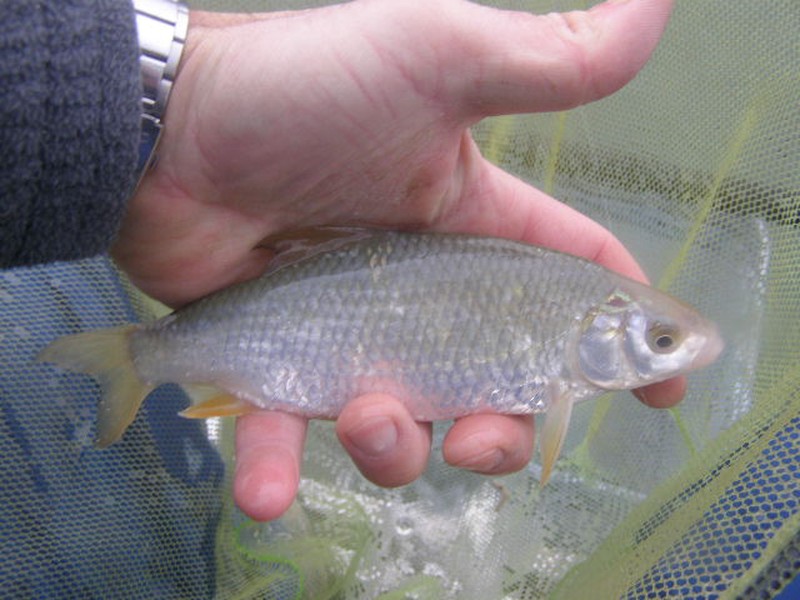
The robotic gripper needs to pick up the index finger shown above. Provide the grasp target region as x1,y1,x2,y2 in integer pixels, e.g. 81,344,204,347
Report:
437,155,686,407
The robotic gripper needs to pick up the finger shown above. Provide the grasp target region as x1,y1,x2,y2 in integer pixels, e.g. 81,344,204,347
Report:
336,394,432,488
453,0,674,115
443,414,535,475
481,161,687,406
234,411,308,522
438,146,685,408
440,153,648,283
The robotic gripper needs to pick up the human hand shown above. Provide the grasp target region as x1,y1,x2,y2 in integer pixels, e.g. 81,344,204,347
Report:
113,0,677,521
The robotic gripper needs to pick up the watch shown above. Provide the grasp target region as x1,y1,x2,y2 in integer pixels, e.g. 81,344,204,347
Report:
133,0,189,182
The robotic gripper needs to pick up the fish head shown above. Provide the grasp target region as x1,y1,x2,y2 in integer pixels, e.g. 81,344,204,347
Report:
573,282,724,390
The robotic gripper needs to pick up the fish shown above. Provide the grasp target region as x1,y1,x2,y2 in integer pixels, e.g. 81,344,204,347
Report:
39,230,723,483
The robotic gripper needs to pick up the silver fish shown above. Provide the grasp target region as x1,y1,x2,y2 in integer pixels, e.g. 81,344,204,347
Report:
39,231,723,483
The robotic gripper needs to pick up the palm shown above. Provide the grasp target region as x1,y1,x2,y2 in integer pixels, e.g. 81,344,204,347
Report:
117,4,492,307
187,46,471,233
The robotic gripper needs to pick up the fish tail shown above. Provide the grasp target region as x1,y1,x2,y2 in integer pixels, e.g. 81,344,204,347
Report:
38,325,153,447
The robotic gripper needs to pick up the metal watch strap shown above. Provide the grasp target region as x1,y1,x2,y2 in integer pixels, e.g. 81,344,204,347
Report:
133,0,189,181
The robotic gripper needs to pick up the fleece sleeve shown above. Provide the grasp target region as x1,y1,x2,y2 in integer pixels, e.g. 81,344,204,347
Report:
0,0,142,268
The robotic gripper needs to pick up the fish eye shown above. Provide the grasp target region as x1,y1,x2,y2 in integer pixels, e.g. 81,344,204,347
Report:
655,334,675,349
647,323,682,354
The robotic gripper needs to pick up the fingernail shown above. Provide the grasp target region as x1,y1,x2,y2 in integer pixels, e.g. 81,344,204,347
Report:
453,448,504,473
347,417,398,457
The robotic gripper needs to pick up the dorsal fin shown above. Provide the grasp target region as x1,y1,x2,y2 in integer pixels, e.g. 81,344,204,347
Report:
259,226,377,273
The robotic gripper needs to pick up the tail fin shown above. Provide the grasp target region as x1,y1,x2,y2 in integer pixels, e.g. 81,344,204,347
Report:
38,326,153,447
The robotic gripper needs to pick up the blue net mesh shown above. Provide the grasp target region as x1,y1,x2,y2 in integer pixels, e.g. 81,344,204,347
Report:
0,260,223,598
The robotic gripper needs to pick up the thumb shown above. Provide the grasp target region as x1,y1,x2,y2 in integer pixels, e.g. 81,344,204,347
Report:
451,0,674,116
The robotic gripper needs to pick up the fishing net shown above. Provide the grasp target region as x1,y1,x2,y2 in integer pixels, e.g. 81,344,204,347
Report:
1,0,798,598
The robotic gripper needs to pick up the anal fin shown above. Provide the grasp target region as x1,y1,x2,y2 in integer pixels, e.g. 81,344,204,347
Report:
179,392,255,419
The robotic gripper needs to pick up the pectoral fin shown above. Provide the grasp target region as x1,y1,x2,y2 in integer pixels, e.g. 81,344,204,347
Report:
539,390,576,486
179,389,255,419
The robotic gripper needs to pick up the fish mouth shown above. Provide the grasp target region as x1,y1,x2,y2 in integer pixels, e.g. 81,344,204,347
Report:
690,319,725,370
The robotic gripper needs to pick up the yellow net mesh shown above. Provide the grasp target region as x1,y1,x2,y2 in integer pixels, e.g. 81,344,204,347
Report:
1,1,797,598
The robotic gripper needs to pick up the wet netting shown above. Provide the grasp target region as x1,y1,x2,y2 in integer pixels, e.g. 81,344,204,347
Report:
2,0,798,598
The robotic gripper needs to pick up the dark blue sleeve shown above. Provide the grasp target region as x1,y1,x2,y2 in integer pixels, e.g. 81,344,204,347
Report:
0,0,141,268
